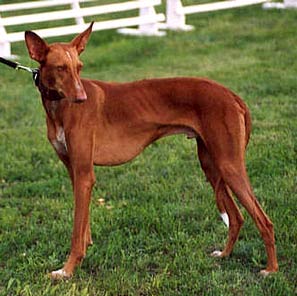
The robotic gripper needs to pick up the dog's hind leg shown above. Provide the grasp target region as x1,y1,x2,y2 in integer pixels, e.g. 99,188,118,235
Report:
196,137,226,223
218,161,278,274
212,179,244,257
197,137,244,257
200,108,277,273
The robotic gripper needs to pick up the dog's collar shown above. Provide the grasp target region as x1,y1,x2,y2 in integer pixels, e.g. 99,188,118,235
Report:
36,70,64,102
38,82,65,101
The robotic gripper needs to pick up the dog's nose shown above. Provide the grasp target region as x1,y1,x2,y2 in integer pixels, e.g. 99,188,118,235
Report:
74,94,87,103
73,84,87,102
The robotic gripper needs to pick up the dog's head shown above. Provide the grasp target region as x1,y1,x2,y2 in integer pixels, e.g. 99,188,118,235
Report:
25,22,93,103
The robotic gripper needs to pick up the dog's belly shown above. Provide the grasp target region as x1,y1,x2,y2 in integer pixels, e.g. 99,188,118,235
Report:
93,125,197,166
93,139,147,166
93,129,155,166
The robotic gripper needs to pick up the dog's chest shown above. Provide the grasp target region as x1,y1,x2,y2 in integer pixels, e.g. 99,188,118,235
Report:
45,101,68,155
51,126,67,155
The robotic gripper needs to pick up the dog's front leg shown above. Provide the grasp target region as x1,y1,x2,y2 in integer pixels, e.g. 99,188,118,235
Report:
55,153,93,249
51,132,96,280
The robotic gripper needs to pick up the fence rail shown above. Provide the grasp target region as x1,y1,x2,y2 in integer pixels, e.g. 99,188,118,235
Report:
0,0,165,57
163,0,269,31
1,0,289,58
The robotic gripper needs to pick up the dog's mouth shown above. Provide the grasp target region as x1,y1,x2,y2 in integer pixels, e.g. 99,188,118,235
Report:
69,86,88,103
43,89,65,101
56,90,87,103
43,79,87,103
71,97,87,103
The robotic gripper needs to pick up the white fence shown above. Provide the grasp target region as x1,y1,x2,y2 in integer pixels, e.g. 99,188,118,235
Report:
263,0,297,9
0,0,165,57
163,0,269,31
1,0,288,57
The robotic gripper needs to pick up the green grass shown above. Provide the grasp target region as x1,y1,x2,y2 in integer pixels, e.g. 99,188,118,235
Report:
1,3,297,296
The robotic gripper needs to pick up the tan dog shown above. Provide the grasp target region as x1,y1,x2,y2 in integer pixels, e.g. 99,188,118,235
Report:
24,23,278,279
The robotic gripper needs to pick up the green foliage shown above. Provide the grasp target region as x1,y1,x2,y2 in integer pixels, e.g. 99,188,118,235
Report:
0,4,296,296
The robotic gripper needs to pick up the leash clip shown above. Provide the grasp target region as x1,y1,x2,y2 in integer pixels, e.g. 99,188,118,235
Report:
0,56,39,86
15,63,33,73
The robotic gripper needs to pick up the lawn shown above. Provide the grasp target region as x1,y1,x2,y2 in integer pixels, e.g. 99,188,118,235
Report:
0,2,296,296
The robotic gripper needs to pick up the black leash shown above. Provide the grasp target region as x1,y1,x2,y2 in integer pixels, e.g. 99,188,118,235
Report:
0,57,39,86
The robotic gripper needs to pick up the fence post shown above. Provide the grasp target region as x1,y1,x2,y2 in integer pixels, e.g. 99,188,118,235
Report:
118,0,165,36
263,0,297,8
164,0,194,31
71,0,84,25
138,0,162,35
0,15,11,57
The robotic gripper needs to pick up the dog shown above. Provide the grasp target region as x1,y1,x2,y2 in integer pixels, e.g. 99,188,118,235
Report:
24,22,278,279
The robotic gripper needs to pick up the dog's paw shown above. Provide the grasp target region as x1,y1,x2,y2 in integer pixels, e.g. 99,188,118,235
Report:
211,250,223,257
87,239,94,247
50,268,72,280
259,269,277,277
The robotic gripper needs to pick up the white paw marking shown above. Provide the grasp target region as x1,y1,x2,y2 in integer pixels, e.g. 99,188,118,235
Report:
211,250,222,257
220,212,229,228
51,269,69,279
260,270,270,277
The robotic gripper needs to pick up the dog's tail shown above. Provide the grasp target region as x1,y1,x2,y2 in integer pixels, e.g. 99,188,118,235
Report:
233,92,252,148
244,105,252,148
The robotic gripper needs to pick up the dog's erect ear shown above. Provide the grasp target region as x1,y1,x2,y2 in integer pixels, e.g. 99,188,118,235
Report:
25,31,48,63
71,22,94,55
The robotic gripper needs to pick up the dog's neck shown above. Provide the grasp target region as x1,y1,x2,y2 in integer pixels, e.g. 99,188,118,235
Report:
37,80,66,124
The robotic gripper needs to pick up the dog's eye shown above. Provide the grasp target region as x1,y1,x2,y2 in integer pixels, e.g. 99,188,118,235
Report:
57,65,66,72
